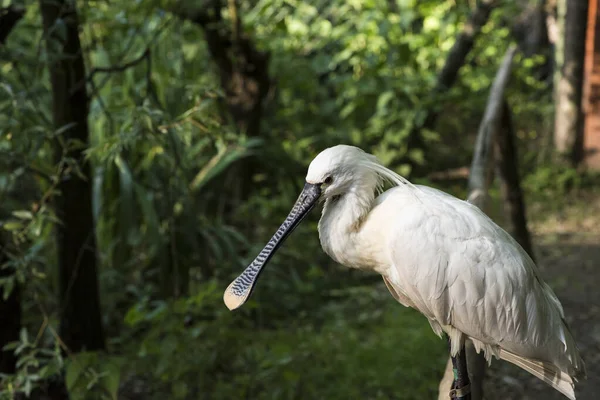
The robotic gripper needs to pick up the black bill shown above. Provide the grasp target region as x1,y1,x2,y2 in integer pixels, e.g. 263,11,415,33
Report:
223,182,322,310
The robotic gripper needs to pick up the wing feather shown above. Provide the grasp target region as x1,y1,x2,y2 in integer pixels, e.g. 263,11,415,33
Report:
376,185,584,382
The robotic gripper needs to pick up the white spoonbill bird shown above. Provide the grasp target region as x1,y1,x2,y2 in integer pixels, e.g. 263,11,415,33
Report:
224,145,586,399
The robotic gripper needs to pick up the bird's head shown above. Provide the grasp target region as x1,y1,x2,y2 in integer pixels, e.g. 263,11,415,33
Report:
223,145,389,310
305,145,380,199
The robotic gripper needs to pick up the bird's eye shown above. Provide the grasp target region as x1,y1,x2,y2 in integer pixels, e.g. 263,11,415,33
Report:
324,176,333,184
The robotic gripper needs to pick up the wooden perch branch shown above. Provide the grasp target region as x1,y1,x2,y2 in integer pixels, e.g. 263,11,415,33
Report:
467,45,518,208
438,44,517,400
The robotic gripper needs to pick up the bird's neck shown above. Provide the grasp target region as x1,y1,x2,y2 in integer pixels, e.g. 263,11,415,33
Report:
328,186,375,231
318,181,377,268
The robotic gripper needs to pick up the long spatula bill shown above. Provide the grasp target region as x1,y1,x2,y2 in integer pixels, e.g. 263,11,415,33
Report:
223,182,321,310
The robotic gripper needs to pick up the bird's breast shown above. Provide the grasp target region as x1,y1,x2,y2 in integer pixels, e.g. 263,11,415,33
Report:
317,193,398,273
318,223,360,268
318,217,389,273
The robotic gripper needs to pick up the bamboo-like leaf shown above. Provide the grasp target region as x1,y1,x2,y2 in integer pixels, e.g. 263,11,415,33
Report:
134,182,161,251
221,225,249,247
12,210,33,220
53,122,78,138
92,164,106,225
215,226,237,260
190,140,262,192
199,226,224,263
0,277,15,300
115,155,134,245
3,221,23,231
189,148,228,191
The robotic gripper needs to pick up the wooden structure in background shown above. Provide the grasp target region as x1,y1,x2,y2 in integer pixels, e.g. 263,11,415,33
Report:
438,46,519,400
583,0,600,168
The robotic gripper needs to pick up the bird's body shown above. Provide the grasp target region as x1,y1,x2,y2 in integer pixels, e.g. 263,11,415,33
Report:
225,145,586,399
320,182,584,398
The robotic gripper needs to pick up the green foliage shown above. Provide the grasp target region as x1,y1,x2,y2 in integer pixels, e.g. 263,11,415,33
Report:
523,165,600,216
120,281,445,399
0,328,64,399
248,0,471,170
66,352,123,400
524,164,583,194
0,0,563,399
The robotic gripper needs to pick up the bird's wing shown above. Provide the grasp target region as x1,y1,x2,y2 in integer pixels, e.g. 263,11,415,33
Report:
382,275,415,308
383,186,578,368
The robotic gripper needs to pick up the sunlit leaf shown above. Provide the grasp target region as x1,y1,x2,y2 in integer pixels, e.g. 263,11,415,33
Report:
3,221,23,231
12,210,33,220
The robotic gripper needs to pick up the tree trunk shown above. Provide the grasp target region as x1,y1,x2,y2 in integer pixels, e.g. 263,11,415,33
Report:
406,0,499,172
0,5,25,45
40,0,105,353
522,1,551,58
437,0,499,91
173,0,270,138
553,0,566,95
439,45,517,400
554,0,588,165
512,0,552,81
0,248,20,375
495,101,535,258
467,47,518,202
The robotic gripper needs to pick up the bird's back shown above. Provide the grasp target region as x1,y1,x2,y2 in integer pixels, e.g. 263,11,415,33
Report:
366,185,585,397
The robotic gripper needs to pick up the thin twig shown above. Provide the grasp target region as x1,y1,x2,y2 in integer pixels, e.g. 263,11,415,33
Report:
69,48,150,97
91,48,150,75
90,16,173,98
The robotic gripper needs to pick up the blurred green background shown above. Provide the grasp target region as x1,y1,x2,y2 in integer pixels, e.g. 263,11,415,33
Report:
1,0,598,399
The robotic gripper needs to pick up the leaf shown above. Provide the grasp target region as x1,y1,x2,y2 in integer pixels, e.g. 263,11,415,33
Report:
102,356,124,400
12,210,33,220
53,18,68,43
3,221,23,231
376,91,395,112
24,379,32,396
134,183,161,248
199,226,224,262
2,341,19,351
1,277,15,300
124,304,146,327
92,166,104,221
19,328,28,344
190,145,251,192
221,225,249,247
115,155,134,243
53,122,78,137
65,359,84,394
66,352,99,399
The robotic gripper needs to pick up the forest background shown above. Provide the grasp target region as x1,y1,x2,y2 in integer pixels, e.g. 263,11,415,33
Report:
1,0,599,399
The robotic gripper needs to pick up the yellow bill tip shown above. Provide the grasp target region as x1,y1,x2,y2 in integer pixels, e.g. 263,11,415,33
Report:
223,280,248,311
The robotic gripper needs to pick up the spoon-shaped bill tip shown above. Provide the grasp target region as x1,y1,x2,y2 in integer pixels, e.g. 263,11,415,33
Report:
223,280,249,311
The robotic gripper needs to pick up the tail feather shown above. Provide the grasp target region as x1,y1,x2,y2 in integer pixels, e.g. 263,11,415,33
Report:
498,349,576,400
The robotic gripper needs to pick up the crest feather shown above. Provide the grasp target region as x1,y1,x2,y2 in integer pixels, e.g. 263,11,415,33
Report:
358,155,420,194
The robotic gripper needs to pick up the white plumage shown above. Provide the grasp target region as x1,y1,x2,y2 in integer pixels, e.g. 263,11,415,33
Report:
306,145,586,399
